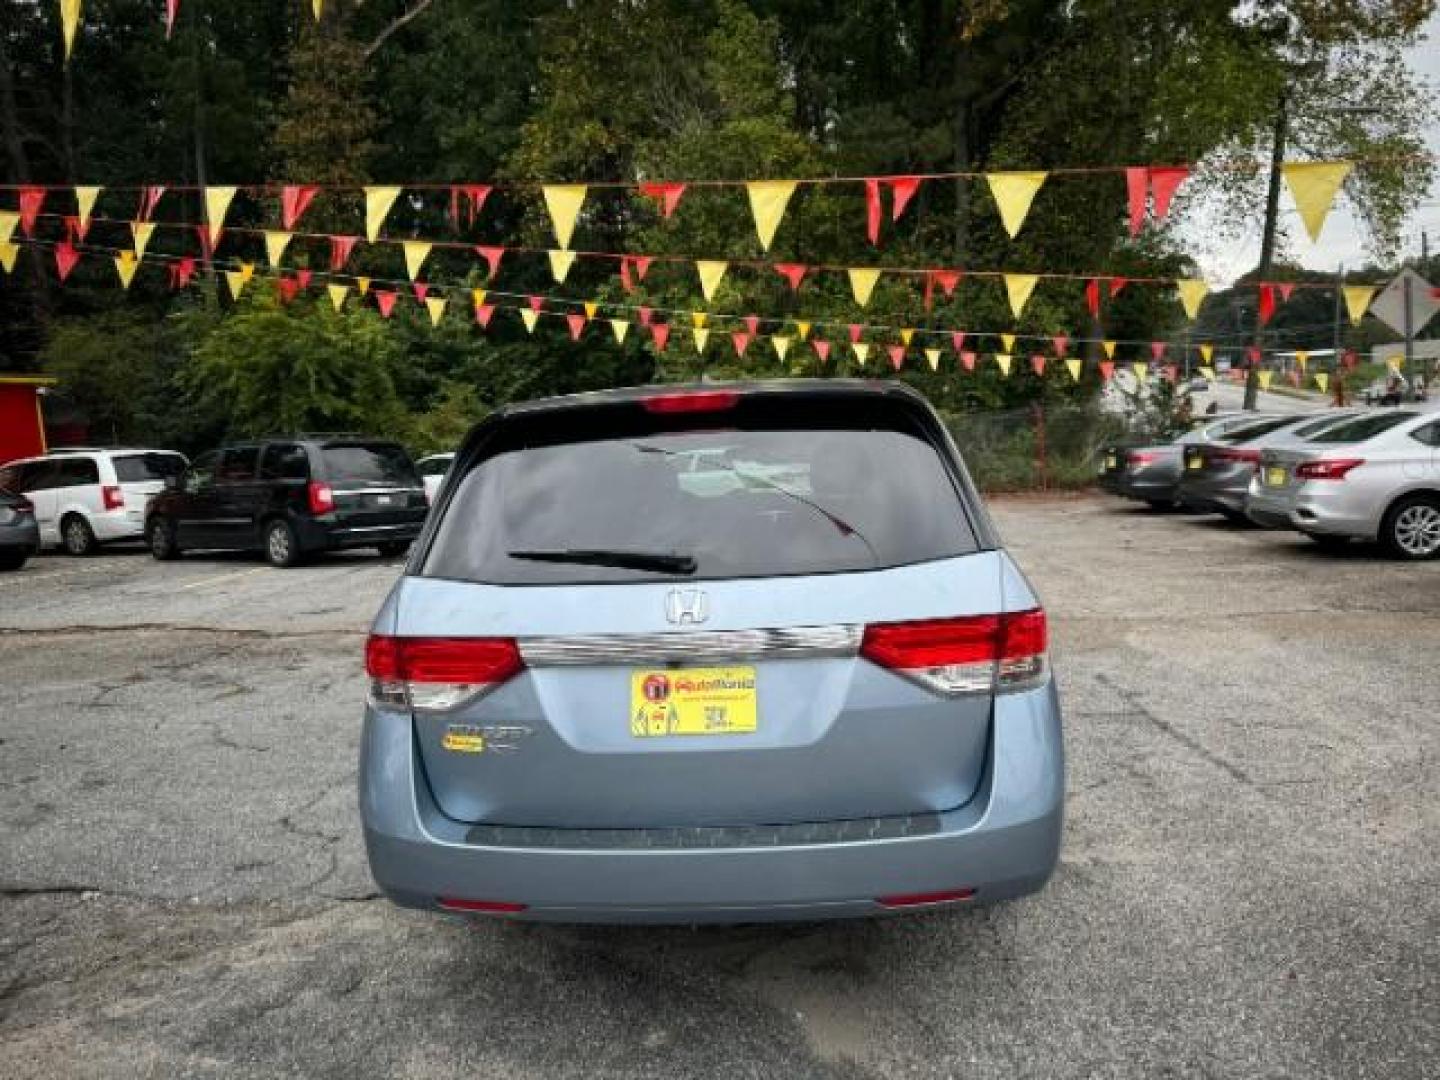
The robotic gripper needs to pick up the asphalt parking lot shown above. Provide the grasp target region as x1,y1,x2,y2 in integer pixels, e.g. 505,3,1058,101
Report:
2,499,1437,1079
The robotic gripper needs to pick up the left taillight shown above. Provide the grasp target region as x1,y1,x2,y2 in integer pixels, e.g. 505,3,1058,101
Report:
1295,458,1364,481
101,485,125,510
859,609,1049,696
307,481,335,515
14,497,34,515
365,635,524,711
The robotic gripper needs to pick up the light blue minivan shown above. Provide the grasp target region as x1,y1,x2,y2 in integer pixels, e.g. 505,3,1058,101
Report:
360,380,1063,923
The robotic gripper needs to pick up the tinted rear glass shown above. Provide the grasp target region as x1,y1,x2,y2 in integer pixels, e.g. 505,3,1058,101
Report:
321,444,418,483
1290,413,1357,438
113,453,187,482
1218,417,1300,444
425,427,977,584
1308,412,1418,443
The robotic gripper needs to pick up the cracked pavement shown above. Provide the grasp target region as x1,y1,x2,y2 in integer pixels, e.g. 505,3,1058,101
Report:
1,500,1438,1078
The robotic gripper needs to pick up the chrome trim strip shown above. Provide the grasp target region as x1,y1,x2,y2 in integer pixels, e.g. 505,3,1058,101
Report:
519,625,862,666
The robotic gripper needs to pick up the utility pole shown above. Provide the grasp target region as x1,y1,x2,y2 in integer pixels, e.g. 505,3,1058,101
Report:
1245,89,1289,410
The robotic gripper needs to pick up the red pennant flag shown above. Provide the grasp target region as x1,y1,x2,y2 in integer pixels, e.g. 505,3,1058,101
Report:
951,331,966,354
1148,166,1189,223
812,339,831,364
638,182,686,219
54,241,80,282
527,295,544,313
1150,341,1166,361
1277,282,1295,303
567,313,587,341
889,176,921,221
166,0,180,39
281,185,319,230
632,255,653,281
887,345,906,371
960,351,977,372
448,184,491,230
64,215,87,243
375,290,398,318
649,323,670,352
1030,355,1046,376
276,277,300,304
1099,360,1115,381
329,235,360,271
295,268,312,291
474,303,495,328
1085,278,1101,319
1108,277,1128,298
1164,363,1179,383
476,245,505,279
743,314,760,337
18,188,45,236
619,258,634,293
169,256,197,290
1051,334,1069,356
864,178,882,245
1245,345,1261,367
731,331,751,358
848,323,864,344
774,263,807,291
932,270,961,297
414,283,429,303
637,306,653,327
1258,284,1275,326
137,185,165,222
1125,167,1148,237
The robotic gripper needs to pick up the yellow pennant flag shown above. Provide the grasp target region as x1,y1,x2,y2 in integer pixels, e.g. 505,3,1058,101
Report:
239,261,256,284
327,284,349,312
1132,362,1148,381
773,336,792,361
584,300,600,320
1000,333,1016,352
264,230,293,267
224,270,248,300
357,276,371,296
848,267,881,307
0,242,18,273
925,347,942,372
1295,350,1308,370
61,0,82,62
312,0,324,18
852,342,870,366
745,181,796,252
0,211,16,244
75,186,101,231
900,328,915,346
691,311,708,330
547,249,576,284
1282,162,1353,243
205,186,237,246
1065,358,1082,382
1342,285,1376,326
692,328,710,353
1199,343,1214,364
364,186,401,242
404,241,433,281
610,319,630,344
985,171,1047,238
471,288,487,308
425,297,447,327
541,184,587,249
1176,279,1209,320
794,320,811,341
1003,274,1039,319
131,222,156,261
113,250,138,289
1258,370,1274,390
1314,372,1329,394
520,309,540,334
995,354,1013,376
1388,357,1403,372
696,260,728,301
1102,340,1117,359
1200,366,1217,382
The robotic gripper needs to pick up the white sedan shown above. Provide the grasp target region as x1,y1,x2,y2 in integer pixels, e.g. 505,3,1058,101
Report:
415,453,455,504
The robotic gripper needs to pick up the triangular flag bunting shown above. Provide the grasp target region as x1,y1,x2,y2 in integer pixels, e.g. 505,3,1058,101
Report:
60,0,82,62
985,171,1047,238
520,309,539,334
1342,285,1376,326
224,270,248,300
0,243,18,274
75,186,101,232
794,320,811,341
18,189,44,236
476,245,504,278
281,185,319,230
264,230,294,267
887,345,906,371
356,276,371,296
1295,350,1309,370
312,0,324,17
848,267,881,307
1000,333,1016,352
1102,340,1117,359
403,241,433,281
995,354,1013,376
364,186,401,242
813,339,831,363
924,348,941,372
566,313,587,341
584,301,600,320
691,311,708,330
1051,334,1069,357
960,351,976,372
696,260,728,301
113,250,138,289
330,235,360,271
541,184,586,248
745,181,796,252
775,263,807,291
1200,366,1217,382
1258,369,1274,390
1132,362,1148,381
474,304,495,328
1065,358,1082,381
610,319,629,343
131,221,156,260
649,323,671,351
413,282,430,304
900,328,915,346
1030,355,1046,376
1003,273,1039,318
1282,162,1352,243
772,336,792,362
732,331,752,358
1150,341,1167,361
204,186,237,246
425,298,447,327
852,342,870,366
743,314,760,337
692,328,710,353
1099,360,1115,381
1199,343,1214,363
547,249,576,283
327,284,348,312
1149,166,1189,223
0,211,16,245
1176,279,1208,320
890,176,921,221
638,182,686,218
1314,372,1329,393
165,0,179,38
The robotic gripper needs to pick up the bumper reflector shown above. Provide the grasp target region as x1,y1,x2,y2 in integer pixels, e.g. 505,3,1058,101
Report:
437,897,528,914
876,888,976,909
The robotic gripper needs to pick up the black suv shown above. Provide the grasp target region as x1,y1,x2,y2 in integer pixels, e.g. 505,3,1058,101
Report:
146,437,427,567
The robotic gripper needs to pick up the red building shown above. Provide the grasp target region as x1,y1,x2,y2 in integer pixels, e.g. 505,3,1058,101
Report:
0,375,57,465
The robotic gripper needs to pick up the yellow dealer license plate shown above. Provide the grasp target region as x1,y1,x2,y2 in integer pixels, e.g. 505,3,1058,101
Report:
1265,466,1288,487
1187,453,1203,470
1104,453,1118,470
631,667,757,737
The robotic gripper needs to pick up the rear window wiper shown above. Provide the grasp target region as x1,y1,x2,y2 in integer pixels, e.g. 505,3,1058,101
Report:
506,548,697,574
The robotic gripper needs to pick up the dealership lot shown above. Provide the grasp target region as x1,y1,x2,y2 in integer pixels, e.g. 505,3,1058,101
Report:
2,499,1437,1079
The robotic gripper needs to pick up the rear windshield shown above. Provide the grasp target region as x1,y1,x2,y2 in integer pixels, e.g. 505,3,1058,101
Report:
320,443,418,483
1218,417,1300,444
113,452,187,482
1290,413,1356,438
1307,411,1418,443
425,427,978,584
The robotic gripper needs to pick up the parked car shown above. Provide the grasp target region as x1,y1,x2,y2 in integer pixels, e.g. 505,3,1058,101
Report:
0,448,188,555
360,381,1063,923
0,488,39,570
1097,413,1270,509
1176,414,1320,520
146,436,427,567
1360,374,1414,406
1247,410,1440,558
415,452,455,503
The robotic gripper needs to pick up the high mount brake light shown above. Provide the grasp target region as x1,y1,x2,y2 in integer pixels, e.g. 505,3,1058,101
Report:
1295,458,1364,481
641,391,740,414
860,609,1048,696
308,481,335,515
365,635,524,711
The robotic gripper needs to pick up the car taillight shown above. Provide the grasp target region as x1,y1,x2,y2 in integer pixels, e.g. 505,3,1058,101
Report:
859,609,1048,696
641,390,739,414
101,485,125,510
365,635,523,711
876,888,976,909
1128,451,1160,466
14,497,33,514
307,481,335,514
437,897,528,914
1295,458,1364,481
1211,448,1262,465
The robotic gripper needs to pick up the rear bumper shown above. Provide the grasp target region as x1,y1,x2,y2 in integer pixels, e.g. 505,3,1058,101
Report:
1178,475,1248,514
294,515,424,552
90,508,146,543
0,519,40,552
1244,488,1296,529
359,683,1065,924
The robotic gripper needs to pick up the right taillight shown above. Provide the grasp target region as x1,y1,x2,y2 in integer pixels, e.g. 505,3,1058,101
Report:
307,481,335,515
1295,458,1364,481
364,635,523,711
860,609,1049,696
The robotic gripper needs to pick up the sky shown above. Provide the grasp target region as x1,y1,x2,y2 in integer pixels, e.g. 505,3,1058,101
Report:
1196,12,1440,285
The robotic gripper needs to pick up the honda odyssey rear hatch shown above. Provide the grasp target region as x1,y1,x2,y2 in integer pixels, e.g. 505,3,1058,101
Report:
379,383,1039,830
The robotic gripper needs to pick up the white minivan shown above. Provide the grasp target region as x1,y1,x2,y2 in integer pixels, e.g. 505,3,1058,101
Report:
0,448,188,554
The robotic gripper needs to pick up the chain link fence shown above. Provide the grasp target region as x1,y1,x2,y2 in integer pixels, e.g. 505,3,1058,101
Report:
944,403,1128,492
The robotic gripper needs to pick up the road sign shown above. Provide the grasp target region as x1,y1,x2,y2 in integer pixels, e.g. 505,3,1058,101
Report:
1369,268,1439,337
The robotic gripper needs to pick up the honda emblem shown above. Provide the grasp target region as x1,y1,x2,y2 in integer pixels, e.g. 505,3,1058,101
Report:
664,588,709,626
